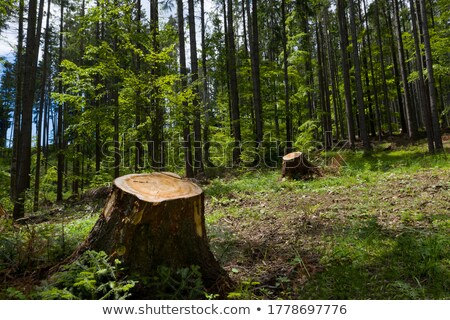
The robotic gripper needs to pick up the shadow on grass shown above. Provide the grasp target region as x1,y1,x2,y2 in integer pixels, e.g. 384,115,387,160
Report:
297,218,450,299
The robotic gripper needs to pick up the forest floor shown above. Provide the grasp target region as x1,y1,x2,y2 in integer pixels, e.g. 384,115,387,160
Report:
204,136,450,299
0,135,449,299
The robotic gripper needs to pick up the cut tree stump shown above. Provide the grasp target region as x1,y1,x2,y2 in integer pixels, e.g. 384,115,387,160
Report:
70,172,232,295
281,152,321,180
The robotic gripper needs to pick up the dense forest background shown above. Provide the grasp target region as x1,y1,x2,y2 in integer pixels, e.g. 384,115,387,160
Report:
0,0,449,220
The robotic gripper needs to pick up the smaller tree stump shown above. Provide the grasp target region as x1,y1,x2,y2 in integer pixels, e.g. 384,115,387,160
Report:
70,172,232,295
281,152,321,180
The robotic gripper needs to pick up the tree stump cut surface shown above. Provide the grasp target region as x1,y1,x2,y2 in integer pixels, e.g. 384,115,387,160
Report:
76,172,230,293
281,152,321,180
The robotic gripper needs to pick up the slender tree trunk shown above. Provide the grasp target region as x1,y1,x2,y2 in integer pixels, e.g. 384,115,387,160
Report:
410,0,434,152
374,0,393,135
337,0,355,149
316,19,332,150
349,0,370,151
226,0,241,164
362,0,382,141
325,15,341,141
249,0,263,145
281,0,292,153
200,0,213,167
297,0,313,122
72,0,86,195
177,0,194,178
418,0,443,151
134,0,144,171
13,0,40,219
56,0,65,202
95,123,101,172
43,81,49,160
95,0,101,173
188,0,204,174
393,0,418,140
150,0,164,169
34,0,52,211
11,0,24,201
241,0,249,57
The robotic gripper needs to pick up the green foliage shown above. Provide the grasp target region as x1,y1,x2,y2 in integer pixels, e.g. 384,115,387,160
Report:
294,120,321,153
0,212,97,272
300,225,450,299
141,265,205,300
35,250,136,300
227,279,261,299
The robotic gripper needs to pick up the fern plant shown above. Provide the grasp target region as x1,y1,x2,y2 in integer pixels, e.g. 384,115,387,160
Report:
145,265,205,299
35,250,136,300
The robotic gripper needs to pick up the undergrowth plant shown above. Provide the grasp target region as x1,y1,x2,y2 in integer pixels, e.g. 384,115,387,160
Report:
137,265,206,299
35,250,136,300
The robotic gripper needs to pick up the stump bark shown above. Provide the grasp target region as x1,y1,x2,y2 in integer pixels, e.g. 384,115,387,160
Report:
281,152,321,180
72,172,231,294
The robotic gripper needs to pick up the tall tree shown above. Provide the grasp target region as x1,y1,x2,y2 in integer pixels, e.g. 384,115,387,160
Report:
13,0,40,219
177,0,194,178
316,18,333,150
362,0,382,141
225,0,241,164
418,0,444,151
374,0,393,135
281,0,292,152
393,0,418,140
348,0,370,151
33,0,52,211
249,0,263,145
188,0,204,174
409,0,434,152
150,0,164,169
336,0,355,148
10,0,24,201
200,0,212,166
56,0,65,202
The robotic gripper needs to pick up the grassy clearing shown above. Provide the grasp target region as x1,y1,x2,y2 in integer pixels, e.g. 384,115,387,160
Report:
205,140,450,299
0,137,449,299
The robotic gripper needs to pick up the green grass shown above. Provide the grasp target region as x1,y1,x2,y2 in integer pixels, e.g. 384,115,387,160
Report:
0,139,449,299
204,143,450,300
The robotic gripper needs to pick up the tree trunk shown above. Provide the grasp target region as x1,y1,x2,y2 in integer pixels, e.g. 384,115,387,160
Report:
362,0,382,141
13,0,40,219
393,0,418,140
226,0,242,164
374,0,393,136
71,172,232,295
150,0,164,169
316,19,333,150
250,0,263,145
337,0,356,149
188,0,204,174
177,0,194,178
409,0,435,153
281,0,292,153
418,0,443,151
349,0,370,151
34,0,52,211
200,0,213,167
10,0,24,201
56,0,65,202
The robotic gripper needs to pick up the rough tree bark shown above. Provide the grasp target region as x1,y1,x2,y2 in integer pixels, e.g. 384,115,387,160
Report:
70,172,232,295
281,152,321,180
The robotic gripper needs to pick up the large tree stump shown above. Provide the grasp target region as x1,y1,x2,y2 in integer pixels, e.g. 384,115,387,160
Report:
281,152,321,180
72,172,232,295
